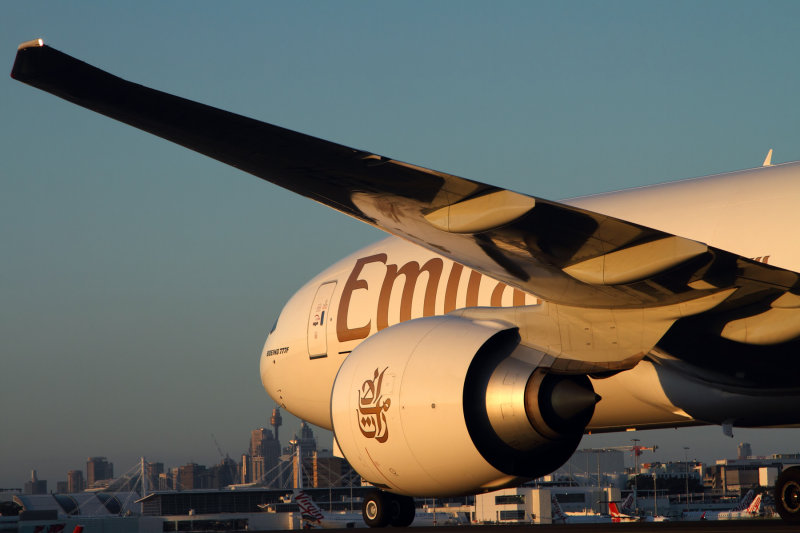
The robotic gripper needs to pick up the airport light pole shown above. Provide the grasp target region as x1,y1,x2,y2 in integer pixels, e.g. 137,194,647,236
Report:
632,438,640,513
653,472,657,517
684,446,690,512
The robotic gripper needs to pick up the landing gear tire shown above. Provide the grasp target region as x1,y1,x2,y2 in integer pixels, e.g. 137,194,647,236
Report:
388,494,415,527
363,490,390,528
362,490,416,527
776,466,800,523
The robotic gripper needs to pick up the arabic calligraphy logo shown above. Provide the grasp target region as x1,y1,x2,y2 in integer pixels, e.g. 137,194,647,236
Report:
357,367,391,443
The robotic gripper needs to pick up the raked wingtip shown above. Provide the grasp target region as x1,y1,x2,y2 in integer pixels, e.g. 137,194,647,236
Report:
18,38,45,51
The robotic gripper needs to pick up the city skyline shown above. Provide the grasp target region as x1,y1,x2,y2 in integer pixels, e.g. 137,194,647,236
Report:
6,414,797,491
5,2,800,488
9,416,353,492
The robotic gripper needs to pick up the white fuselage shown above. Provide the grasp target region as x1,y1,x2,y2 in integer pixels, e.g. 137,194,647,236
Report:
568,162,800,270
261,162,800,431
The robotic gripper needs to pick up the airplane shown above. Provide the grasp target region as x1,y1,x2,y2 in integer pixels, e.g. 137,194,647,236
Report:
715,492,763,520
11,40,800,526
608,500,639,523
290,490,365,529
681,489,755,521
608,499,668,523
550,495,611,524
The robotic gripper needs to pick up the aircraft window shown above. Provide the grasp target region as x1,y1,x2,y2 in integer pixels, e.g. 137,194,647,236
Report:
269,317,278,334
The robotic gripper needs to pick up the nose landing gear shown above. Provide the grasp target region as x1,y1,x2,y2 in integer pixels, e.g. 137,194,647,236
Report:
362,490,415,527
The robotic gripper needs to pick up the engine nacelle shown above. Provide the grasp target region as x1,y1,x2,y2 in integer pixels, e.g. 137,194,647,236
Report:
331,315,597,496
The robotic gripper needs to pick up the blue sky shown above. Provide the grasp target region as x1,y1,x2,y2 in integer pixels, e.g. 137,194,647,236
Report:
3,2,800,488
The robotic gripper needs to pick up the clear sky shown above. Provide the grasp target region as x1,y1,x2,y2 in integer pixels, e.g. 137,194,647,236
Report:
4,1,800,488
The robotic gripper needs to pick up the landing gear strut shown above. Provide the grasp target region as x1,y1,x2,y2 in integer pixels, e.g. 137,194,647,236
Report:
362,489,415,527
776,466,800,523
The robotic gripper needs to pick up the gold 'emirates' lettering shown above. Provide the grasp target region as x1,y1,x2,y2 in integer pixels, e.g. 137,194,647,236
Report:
444,263,463,313
336,253,534,343
337,254,387,342
377,259,443,331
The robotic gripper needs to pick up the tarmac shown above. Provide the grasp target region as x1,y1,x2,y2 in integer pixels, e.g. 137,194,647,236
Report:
274,522,796,533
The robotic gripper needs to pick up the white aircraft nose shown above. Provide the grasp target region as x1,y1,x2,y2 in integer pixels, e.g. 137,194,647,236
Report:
258,278,342,430
260,315,290,406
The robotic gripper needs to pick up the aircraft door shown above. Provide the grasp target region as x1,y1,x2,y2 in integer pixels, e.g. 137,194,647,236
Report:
308,282,336,359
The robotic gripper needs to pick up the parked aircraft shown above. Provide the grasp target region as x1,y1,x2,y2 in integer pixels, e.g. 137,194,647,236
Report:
608,501,639,523
551,496,610,524
11,40,800,526
716,493,762,520
681,489,755,521
609,500,668,523
619,493,634,514
550,494,660,524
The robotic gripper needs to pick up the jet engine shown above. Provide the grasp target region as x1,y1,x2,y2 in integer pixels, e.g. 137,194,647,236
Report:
330,315,599,496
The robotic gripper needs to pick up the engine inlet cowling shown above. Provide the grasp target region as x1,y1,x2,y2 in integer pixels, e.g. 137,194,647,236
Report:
331,315,598,496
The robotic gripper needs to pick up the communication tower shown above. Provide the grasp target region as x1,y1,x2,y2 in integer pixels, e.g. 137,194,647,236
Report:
271,407,283,443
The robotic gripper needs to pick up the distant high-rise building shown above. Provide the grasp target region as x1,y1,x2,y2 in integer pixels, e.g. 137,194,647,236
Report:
67,470,85,493
23,470,47,495
86,457,113,487
263,436,280,480
144,462,163,494
297,422,317,457
170,467,179,491
250,428,270,457
313,453,360,488
158,472,172,491
56,481,68,494
251,456,265,485
210,457,238,489
178,463,209,490
250,427,281,485
738,442,753,460
240,454,251,484
178,463,197,490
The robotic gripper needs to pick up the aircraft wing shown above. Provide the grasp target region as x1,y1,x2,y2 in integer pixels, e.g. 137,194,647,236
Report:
12,42,800,320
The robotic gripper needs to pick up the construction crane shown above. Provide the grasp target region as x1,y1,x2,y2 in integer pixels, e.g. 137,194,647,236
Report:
610,439,659,513
602,443,658,463
599,443,659,453
580,442,658,471
211,433,239,487
211,433,226,460
578,441,658,513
